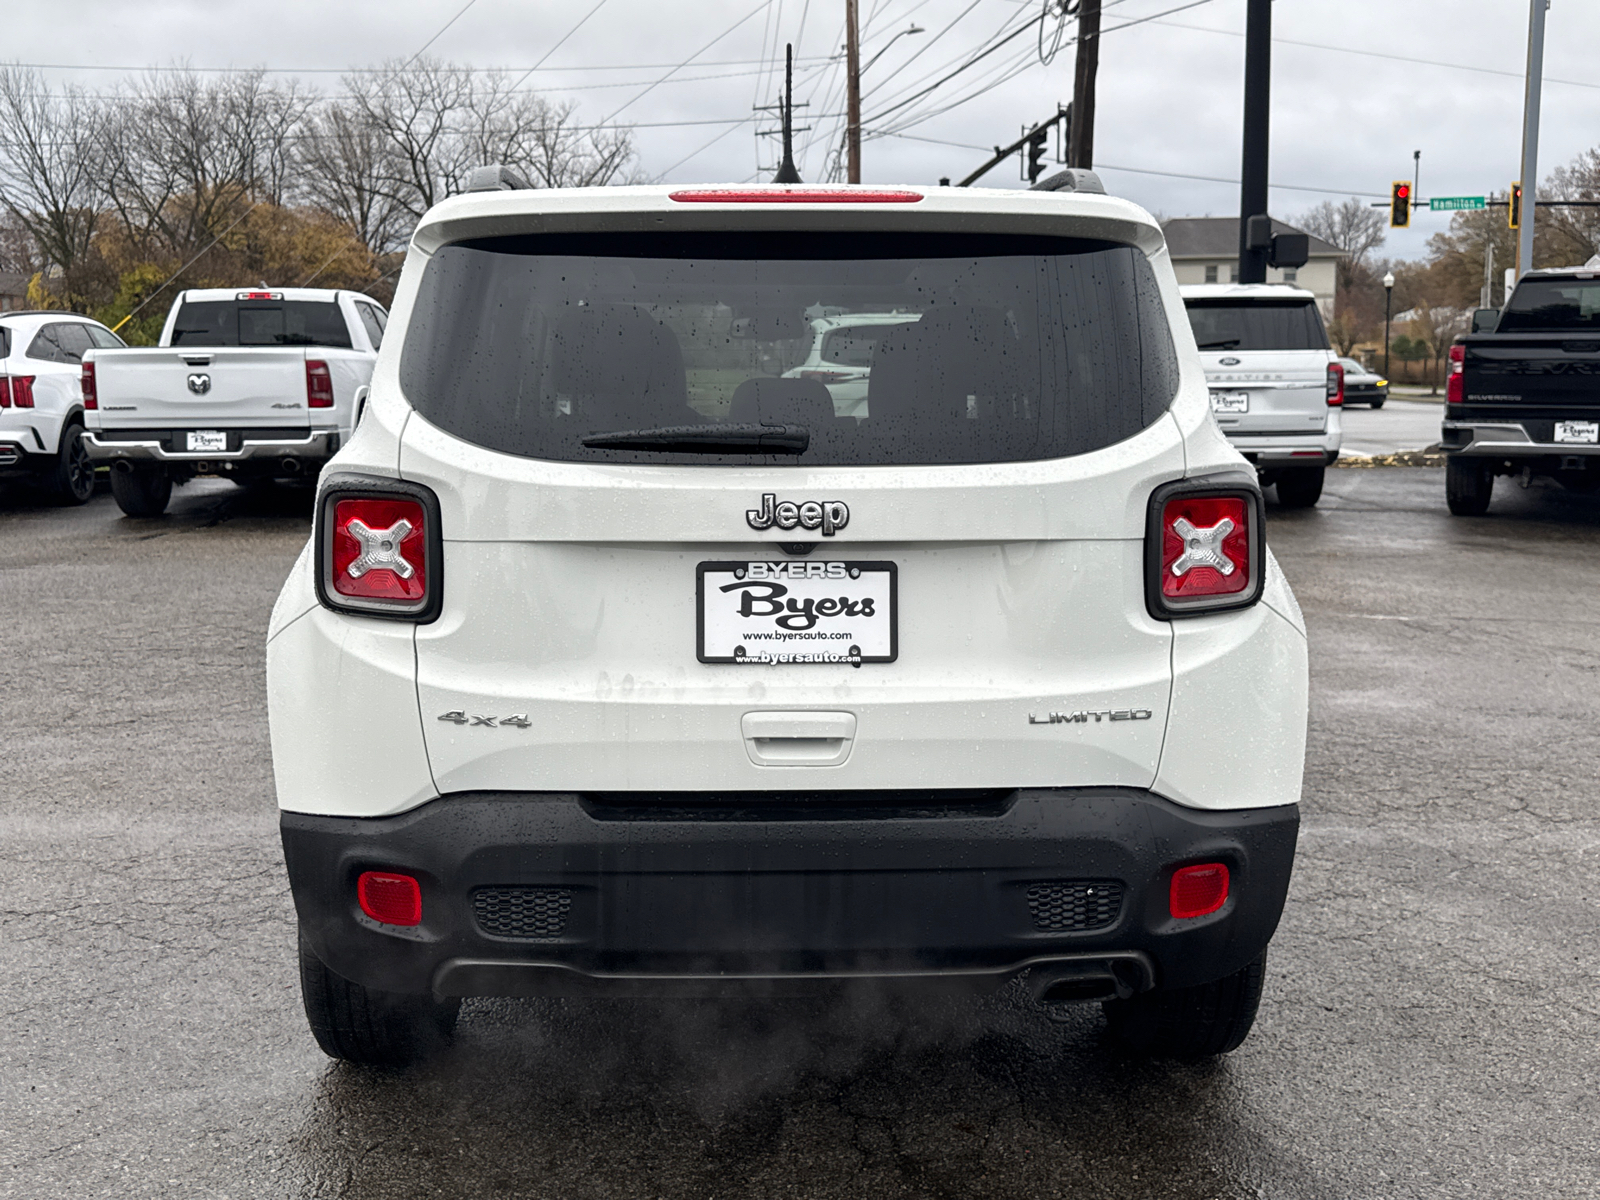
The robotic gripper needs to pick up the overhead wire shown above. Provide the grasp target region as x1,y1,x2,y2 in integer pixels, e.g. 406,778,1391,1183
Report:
600,0,777,123
402,0,482,68
507,0,613,91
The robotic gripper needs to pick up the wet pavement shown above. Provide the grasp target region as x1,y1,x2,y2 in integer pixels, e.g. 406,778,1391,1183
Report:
1337,398,1443,457
1,469,1597,1199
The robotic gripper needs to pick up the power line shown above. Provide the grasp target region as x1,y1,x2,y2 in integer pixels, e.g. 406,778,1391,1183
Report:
508,0,613,91
601,0,777,124
12,55,830,76
402,0,482,69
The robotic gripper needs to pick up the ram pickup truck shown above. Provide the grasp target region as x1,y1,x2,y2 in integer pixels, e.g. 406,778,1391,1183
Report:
83,287,389,516
1442,266,1600,514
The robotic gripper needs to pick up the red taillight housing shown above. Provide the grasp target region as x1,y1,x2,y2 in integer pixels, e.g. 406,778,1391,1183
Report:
9,375,34,408
357,871,422,926
668,188,923,204
1146,480,1264,619
306,359,334,408
1170,863,1230,919
1325,361,1344,406
316,477,443,621
82,361,97,409
1446,342,1465,404
0,378,10,408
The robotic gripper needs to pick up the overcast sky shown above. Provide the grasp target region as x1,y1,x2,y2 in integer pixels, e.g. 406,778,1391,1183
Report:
13,0,1600,261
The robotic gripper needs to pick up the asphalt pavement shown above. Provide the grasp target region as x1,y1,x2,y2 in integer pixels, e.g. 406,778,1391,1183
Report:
1338,397,1444,457
2,469,1597,1199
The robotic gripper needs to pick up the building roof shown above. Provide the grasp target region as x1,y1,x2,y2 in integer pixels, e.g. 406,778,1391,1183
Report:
1161,217,1343,260
0,271,29,297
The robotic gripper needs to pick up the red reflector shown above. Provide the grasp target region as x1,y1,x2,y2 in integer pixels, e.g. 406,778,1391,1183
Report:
10,375,34,408
306,359,334,408
357,871,422,926
1170,863,1230,919
0,377,10,408
1161,495,1250,600
1446,341,1465,404
331,497,428,603
668,188,922,204
82,361,97,409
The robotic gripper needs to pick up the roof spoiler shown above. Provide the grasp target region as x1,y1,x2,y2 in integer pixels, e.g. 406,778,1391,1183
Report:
465,164,532,192
1029,168,1105,195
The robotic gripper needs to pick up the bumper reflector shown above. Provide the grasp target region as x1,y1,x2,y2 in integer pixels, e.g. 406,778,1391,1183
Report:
1169,862,1230,919
357,871,422,926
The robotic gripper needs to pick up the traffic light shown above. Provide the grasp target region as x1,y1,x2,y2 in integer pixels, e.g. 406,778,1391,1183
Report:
1390,181,1412,228
1509,182,1522,229
1026,127,1048,183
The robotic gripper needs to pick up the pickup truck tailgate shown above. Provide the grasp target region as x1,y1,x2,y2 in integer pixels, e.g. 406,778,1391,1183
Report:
91,348,311,428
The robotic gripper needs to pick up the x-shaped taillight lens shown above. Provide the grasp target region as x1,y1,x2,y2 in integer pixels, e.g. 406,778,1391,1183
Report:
316,480,442,621
1145,483,1263,618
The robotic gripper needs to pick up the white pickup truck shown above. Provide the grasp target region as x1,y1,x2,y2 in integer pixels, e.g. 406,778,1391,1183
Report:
83,287,388,516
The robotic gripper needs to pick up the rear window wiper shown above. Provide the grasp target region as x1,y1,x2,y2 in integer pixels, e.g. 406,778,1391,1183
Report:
1197,338,1241,349
581,423,810,454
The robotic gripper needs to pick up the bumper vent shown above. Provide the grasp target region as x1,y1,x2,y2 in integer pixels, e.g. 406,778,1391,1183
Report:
1025,881,1124,932
473,887,574,940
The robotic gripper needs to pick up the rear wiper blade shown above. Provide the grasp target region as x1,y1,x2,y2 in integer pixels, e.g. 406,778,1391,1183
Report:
581,423,810,454
1197,338,1241,349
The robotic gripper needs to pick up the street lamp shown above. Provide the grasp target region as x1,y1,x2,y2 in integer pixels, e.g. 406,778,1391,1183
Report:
861,25,924,74
1383,270,1396,378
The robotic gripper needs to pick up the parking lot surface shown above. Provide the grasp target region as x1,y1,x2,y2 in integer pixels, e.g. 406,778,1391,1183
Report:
1337,398,1443,457
1,470,1596,1199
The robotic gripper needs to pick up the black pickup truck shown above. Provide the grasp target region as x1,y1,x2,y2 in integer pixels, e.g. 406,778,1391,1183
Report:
1442,266,1600,514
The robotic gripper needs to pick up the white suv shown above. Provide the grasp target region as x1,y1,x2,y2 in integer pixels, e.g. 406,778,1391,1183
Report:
268,179,1308,1067
0,311,126,504
1180,284,1343,508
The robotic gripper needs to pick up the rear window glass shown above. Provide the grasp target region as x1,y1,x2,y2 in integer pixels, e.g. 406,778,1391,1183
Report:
1184,298,1329,351
399,231,1178,467
1497,278,1600,331
820,323,909,368
170,300,353,347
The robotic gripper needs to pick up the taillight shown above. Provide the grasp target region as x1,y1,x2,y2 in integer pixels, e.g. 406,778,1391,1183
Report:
1446,342,1465,404
357,871,422,926
82,361,97,409
1325,361,1344,406
1145,480,1265,619
10,375,34,408
0,378,10,408
668,188,922,204
315,477,442,621
306,359,334,408
1170,863,1230,919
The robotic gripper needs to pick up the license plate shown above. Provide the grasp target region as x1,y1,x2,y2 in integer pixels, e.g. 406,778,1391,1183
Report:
1554,421,1599,444
185,430,228,452
1210,390,1249,413
697,561,897,665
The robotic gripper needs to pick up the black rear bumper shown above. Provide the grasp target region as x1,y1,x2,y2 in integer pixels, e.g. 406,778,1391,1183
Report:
282,789,1299,1000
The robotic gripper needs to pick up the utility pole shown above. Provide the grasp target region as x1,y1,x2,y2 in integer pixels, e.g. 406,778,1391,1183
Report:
1237,0,1271,285
846,0,861,183
1068,0,1101,168
1515,0,1547,279
774,44,802,183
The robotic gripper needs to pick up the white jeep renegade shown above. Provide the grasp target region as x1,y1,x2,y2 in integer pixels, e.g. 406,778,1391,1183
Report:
267,177,1308,1067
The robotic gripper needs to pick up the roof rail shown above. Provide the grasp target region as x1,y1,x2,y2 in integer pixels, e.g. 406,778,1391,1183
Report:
1029,168,1105,195
465,164,532,193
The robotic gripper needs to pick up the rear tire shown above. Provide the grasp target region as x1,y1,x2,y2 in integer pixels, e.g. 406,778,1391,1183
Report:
1102,951,1268,1060
45,423,94,505
298,929,460,1067
1445,456,1493,515
1274,466,1324,508
109,466,172,517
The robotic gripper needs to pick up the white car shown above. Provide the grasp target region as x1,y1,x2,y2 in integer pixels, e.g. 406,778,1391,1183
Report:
83,288,386,516
269,176,1308,1067
0,311,126,504
1180,284,1343,508
781,312,918,417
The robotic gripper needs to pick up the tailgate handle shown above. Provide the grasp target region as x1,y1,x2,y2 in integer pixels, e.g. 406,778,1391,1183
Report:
741,711,856,767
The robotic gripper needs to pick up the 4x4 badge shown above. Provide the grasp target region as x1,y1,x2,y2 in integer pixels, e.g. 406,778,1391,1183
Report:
746,493,849,536
438,710,531,728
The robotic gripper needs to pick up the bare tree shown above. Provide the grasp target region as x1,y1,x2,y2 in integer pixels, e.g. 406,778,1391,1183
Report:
1544,148,1600,265
296,102,410,254
1295,197,1388,287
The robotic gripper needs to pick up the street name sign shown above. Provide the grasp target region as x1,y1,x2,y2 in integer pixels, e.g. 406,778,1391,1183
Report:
1429,196,1486,211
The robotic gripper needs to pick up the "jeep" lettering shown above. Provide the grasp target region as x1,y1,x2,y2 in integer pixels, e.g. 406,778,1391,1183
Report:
746,493,850,536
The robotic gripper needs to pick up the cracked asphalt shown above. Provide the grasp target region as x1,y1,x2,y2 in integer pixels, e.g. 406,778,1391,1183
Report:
1,468,1596,1199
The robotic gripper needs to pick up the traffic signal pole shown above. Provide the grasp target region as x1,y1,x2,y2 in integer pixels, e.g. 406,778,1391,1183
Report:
1514,0,1547,280
1237,0,1271,285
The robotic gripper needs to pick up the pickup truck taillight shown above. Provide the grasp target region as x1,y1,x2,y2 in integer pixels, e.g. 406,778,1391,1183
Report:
81,361,97,409
1446,342,1465,404
1145,479,1265,619
0,378,9,408
1325,361,1344,406
315,477,443,621
306,359,334,408
4,375,35,408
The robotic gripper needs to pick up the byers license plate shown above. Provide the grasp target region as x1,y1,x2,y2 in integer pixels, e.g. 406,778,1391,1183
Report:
1554,420,1599,444
1210,390,1249,413
698,561,897,665
186,430,228,452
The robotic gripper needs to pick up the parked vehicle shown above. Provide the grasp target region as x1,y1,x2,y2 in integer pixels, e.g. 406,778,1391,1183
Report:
1337,356,1387,408
0,311,125,504
269,176,1308,1068
83,288,388,516
1179,284,1342,508
781,312,918,417
1442,266,1600,515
